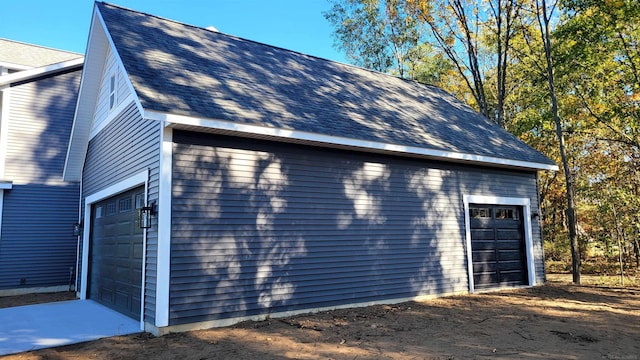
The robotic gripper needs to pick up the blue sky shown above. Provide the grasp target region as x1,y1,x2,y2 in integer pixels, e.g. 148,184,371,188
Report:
0,0,347,63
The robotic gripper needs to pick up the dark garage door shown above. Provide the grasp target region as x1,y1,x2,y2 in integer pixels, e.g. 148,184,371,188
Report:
469,204,528,290
89,186,144,320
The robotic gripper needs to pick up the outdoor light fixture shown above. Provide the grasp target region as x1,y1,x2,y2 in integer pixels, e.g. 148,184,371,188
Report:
139,202,156,229
72,222,82,236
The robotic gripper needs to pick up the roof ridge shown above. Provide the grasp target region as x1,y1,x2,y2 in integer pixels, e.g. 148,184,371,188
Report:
0,37,82,56
96,1,440,91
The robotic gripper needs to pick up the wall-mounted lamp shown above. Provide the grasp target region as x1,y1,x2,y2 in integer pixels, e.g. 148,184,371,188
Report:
72,222,82,236
139,201,156,229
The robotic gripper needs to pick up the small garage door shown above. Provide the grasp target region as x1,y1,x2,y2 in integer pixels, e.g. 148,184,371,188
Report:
469,204,528,290
89,186,144,320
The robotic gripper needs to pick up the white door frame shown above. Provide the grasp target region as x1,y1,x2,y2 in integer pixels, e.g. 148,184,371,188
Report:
462,194,536,293
80,170,148,329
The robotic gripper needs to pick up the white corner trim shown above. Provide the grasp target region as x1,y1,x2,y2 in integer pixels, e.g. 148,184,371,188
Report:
0,87,10,179
156,125,173,327
0,57,84,88
0,182,11,190
146,110,559,172
462,195,536,294
80,171,148,315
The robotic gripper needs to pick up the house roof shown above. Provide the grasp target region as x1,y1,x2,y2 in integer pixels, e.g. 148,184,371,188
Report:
0,38,82,69
69,2,556,177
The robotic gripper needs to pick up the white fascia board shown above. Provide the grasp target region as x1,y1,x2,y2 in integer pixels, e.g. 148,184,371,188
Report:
0,181,12,190
63,4,145,182
0,57,84,88
0,62,32,71
146,110,559,172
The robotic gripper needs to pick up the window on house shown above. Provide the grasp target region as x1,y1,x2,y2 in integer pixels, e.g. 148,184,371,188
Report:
470,207,492,219
109,73,117,110
106,202,116,216
135,193,145,209
119,197,132,213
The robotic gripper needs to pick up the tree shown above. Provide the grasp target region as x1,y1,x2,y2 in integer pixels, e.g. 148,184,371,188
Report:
324,0,422,77
531,0,581,283
406,0,520,126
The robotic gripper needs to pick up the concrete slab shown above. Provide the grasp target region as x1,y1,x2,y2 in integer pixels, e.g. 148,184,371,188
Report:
0,300,141,356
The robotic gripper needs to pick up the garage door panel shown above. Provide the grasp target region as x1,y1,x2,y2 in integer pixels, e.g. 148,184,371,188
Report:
498,260,525,271
498,249,524,262
471,229,495,240
496,229,522,240
473,261,497,273
89,186,144,320
500,271,526,283
470,204,527,289
472,240,496,251
496,240,524,251
473,249,496,262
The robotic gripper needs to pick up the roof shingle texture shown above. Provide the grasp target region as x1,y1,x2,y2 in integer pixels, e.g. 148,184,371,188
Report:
0,38,82,68
97,2,555,166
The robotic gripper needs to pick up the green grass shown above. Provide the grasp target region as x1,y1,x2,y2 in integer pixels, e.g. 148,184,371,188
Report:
546,273,640,288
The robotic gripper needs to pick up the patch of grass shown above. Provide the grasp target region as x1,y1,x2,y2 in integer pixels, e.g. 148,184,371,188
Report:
546,273,640,287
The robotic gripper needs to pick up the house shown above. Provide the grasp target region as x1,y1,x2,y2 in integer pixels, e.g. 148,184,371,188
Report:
0,39,83,295
64,2,557,335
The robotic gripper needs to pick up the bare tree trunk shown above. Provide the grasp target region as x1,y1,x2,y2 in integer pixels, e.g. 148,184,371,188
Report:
633,238,640,269
536,0,581,283
612,206,625,286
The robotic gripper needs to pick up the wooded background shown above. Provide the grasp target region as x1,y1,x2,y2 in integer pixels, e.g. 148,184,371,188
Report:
324,0,640,282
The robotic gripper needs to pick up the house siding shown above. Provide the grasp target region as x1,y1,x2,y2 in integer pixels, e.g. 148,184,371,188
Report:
169,131,544,325
0,70,81,290
90,47,132,138
82,102,160,323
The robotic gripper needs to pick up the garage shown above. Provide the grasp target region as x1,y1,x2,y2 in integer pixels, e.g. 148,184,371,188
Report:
89,186,145,320
469,204,528,290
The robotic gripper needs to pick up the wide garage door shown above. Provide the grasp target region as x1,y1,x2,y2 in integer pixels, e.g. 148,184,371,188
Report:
89,186,144,320
469,204,528,290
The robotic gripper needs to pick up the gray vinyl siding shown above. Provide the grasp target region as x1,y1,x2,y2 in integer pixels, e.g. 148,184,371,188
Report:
91,48,131,135
82,102,160,324
169,131,544,325
0,70,81,290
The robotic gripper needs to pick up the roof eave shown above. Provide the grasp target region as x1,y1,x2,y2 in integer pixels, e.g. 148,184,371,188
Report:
0,57,84,88
146,110,559,172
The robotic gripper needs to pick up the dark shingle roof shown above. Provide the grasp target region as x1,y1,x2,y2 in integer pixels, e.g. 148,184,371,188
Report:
97,2,555,167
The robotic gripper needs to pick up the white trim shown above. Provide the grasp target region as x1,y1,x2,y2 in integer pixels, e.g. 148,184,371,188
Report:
147,110,559,172
155,125,172,327
0,85,10,179
462,195,536,293
0,57,84,88
63,5,144,182
0,182,11,190
80,171,148,330
0,62,32,71
88,95,135,140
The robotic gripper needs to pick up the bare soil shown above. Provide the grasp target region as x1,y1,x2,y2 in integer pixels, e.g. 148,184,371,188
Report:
0,291,75,309
2,280,639,360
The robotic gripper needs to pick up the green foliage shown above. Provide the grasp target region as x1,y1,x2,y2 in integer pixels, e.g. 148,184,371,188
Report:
324,0,640,275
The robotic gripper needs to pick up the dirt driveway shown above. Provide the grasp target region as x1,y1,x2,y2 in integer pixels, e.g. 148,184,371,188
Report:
2,282,639,360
